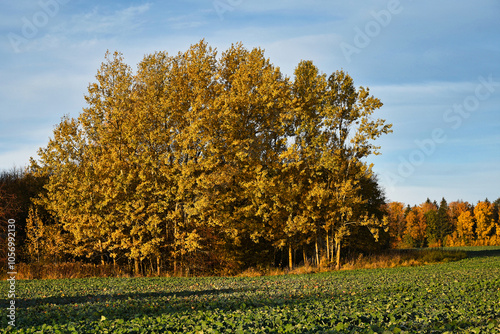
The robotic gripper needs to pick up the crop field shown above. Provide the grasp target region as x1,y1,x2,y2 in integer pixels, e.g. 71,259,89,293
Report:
2,250,500,333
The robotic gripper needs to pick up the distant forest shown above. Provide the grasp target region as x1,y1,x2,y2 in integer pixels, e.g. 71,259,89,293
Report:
1,41,498,276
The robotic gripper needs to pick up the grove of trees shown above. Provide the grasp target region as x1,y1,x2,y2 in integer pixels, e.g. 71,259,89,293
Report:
1,41,392,275
2,41,498,277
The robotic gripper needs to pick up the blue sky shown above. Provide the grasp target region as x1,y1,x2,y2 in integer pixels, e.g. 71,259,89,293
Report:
1,0,499,206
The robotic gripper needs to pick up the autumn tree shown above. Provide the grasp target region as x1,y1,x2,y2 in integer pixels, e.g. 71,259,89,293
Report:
272,60,327,268
326,70,392,270
280,63,392,269
455,210,475,245
24,206,64,263
207,43,291,271
420,199,439,247
385,201,406,248
474,200,496,244
448,201,471,230
404,206,427,248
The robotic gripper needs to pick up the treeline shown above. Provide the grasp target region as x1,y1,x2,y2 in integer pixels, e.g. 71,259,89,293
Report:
3,164,498,277
1,41,392,276
386,198,500,248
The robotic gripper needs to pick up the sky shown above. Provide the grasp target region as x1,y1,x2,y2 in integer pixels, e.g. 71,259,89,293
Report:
1,0,499,207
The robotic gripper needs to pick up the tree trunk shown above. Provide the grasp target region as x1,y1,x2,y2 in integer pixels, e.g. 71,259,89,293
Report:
335,238,341,270
315,239,320,267
288,244,293,270
134,258,140,276
157,256,161,276
330,230,335,261
303,248,307,266
326,233,330,262
99,240,105,265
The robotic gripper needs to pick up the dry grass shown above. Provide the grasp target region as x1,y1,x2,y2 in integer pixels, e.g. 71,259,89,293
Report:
11,262,130,280
236,267,264,277
238,249,467,277
341,249,467,271
2,249,467,280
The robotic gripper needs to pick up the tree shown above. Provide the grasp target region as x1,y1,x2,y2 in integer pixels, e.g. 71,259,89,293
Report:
25,206,64,263
385,201,406,248
405,206,427,248
436,198,452,245
447,201,469,237
420,199,438,246
494,198,500,243
319,69,392,269
274,60,327,268
474,200,495,244
1,167,48,265
208,43,291,271
456,210,475,244
344,174,389,253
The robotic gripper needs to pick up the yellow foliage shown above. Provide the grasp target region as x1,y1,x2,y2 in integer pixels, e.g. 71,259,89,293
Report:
474,201,495,242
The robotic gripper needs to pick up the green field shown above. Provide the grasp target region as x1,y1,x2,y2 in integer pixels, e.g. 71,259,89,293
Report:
2,249,500,333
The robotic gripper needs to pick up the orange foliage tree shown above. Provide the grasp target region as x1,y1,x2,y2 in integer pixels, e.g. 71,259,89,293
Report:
404,206,427,247
385,201,406,248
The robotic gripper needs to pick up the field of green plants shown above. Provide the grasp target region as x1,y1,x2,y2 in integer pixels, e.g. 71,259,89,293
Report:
2,249,500,333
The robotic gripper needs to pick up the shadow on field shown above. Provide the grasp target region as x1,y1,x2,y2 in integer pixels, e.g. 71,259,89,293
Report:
464,248,500,258
15,283,342,329
18,287,243,309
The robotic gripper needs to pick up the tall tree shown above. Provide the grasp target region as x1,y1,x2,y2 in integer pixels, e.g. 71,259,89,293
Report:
474,200,496,244
277,60,327,268
456,210,475,245
385,201,406,248
405,206,427,248
421,199,439,246
494,199,500,243
328,70,391,269
436,198,452,245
